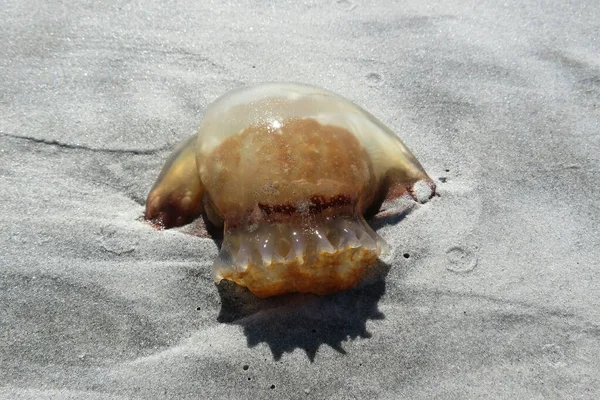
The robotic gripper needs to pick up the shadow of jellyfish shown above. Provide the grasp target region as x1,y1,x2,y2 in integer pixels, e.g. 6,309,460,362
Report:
217,261,390,361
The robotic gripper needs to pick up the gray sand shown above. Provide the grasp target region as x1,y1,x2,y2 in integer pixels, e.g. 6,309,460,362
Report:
1,0,599,398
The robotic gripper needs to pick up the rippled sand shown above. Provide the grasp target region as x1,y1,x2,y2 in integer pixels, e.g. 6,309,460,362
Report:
1,0,599,398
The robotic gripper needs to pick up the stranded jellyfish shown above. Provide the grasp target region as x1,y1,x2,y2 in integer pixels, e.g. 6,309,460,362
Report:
145,83,435,298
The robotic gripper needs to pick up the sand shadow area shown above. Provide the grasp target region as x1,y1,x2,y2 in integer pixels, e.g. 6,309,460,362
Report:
216,262,390,361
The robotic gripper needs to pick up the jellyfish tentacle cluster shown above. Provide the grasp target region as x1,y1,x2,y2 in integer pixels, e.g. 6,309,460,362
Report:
145,83,435,298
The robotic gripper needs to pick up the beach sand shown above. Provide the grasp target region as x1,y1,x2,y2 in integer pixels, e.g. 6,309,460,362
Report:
1,0,599,398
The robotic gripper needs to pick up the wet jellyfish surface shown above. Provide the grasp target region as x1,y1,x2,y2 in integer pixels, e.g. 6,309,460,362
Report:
145,83,435,298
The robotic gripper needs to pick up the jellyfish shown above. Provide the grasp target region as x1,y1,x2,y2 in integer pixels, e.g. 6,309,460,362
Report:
145,83,435,298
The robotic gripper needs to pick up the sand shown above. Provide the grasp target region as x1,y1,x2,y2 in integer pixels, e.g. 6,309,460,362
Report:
1,0,599,398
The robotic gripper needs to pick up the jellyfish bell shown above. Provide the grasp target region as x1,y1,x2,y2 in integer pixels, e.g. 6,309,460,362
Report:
145,83,435,298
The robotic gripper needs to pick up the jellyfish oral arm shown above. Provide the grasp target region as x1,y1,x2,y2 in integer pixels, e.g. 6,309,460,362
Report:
144,134,205,228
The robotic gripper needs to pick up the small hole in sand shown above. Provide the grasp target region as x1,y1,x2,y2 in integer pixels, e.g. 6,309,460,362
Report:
196,307,201,311
248,377,251,381
403,253,410,259
445,168,450,172
312,329,317,333
243,365,249,371
270,385,276,389
439,177,447,183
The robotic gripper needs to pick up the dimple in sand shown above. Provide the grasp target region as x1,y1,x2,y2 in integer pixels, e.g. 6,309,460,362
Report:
145,83,435,298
